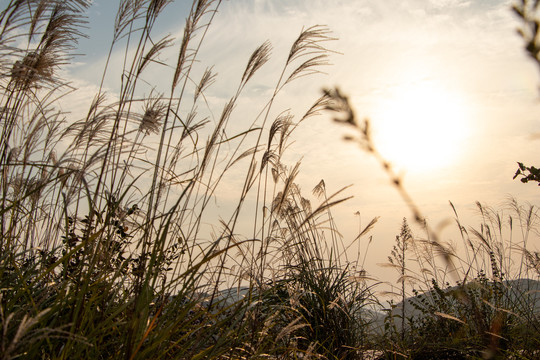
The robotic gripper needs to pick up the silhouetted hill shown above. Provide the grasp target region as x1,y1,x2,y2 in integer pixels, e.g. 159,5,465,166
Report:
369,278,540,334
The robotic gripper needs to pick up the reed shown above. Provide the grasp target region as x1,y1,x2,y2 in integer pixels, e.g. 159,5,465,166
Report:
0,1,347,358
1,1,539,359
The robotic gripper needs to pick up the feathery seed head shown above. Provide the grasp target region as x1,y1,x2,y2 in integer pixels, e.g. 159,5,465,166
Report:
139,97,166,135
10,51,54,89
241,41,272,85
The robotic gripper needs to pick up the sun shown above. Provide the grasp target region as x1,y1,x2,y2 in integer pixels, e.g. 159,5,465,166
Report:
371,81,469,174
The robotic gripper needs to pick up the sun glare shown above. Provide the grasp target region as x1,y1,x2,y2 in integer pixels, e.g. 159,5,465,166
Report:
371,81,469,173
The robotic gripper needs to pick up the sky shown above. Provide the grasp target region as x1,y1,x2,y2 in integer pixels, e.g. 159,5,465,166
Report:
67,0,540,286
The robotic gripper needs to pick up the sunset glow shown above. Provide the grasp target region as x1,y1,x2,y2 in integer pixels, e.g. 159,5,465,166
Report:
4,1,540,357
372,81,470,173
70,0,540,277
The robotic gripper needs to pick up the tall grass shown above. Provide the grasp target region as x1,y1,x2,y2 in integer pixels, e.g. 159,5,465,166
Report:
324,87,540,358
0,0,370,358
2,1,540,359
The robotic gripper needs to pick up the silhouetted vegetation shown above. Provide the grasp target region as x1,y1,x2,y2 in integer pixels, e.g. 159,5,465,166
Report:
513,0,540,186
1,1,539,359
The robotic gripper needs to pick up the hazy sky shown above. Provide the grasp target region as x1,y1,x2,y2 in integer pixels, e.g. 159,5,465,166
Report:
68,0,540,284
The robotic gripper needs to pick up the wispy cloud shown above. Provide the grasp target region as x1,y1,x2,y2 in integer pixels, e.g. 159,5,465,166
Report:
56,0,540,271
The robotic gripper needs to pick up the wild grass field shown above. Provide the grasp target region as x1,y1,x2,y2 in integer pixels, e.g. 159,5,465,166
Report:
0,0,539,359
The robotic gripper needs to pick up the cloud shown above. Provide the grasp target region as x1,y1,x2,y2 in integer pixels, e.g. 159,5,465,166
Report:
429,0,471,8
53,0,540,280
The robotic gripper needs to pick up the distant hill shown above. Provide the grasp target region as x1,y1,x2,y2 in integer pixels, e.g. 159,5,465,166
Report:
196,279,540,336
369,278,540,334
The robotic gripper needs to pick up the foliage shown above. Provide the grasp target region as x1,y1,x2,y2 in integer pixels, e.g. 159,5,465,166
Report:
1,1,540,359
512,0,540,186
324,61,540,359
261,181,379,359
0,0,355,358
513,162,540,185
376,201,540,360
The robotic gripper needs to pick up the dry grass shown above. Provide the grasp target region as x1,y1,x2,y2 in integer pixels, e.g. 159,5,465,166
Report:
0,1,539,359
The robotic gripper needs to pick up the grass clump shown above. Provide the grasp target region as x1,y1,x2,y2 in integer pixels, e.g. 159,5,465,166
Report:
325,87,540,359
1,1,540,359
0,0,361,358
